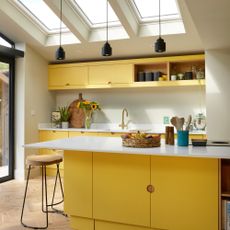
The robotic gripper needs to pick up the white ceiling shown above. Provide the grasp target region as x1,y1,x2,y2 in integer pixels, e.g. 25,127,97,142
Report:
0,0,229,63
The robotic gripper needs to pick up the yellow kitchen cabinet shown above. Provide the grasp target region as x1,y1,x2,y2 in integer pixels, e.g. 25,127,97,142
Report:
88,63,133,87
64,151,93,218
39,130,68,175
69,131,123,137
95,220,160,230
93,152,151,227
48,64,88,90
150,156,218,230
69,131,106,137
70,216,94,230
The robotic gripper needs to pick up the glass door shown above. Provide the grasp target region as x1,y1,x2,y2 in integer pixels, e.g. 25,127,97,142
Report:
0,59,14,182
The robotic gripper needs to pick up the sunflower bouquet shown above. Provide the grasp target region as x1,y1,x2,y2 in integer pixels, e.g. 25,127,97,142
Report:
77,100,101,128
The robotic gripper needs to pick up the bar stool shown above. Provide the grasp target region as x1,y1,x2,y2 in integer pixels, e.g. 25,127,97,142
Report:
21,154,65,229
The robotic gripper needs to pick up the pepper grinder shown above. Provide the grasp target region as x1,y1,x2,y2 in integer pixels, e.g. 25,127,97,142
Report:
165,126,174,145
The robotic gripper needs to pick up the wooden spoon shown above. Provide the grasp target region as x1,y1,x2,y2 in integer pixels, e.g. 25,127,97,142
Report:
176,117,185,131
170,117,178,130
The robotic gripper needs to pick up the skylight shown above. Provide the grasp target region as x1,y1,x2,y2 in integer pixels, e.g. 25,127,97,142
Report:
0,38,12,48
73,0,121,27
17,0,68,32
133,0,181,22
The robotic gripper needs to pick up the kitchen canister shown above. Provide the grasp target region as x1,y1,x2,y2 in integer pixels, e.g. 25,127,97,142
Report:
137,72,145,81
154,71,162,81
171,75,177,81
177,130,189,146
145,72,153,81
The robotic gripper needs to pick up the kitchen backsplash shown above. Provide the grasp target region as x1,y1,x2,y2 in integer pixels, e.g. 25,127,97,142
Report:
55,87,206,125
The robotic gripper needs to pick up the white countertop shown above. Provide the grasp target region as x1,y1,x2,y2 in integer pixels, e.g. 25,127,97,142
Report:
38,123,206,135
24,136,230,159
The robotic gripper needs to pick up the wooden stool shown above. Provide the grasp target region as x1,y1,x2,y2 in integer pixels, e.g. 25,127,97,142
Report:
21,154,64,229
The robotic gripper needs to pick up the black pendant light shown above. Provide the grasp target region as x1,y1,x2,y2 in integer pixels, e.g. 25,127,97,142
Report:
56,0,65,60
102,0,112,56
155,0,166,53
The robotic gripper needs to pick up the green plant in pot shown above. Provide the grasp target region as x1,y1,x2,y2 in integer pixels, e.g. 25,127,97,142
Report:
58,106,70,129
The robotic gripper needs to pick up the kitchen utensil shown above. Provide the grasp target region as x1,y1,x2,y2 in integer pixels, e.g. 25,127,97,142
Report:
170,117,178,130
185,115,192,130
176,117,185,131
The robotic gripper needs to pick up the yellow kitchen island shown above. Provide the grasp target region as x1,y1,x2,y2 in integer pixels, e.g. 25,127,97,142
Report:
24,136,226,230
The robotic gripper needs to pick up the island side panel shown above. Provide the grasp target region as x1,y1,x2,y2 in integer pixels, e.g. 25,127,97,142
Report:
64,151,93,220
151,156,219,230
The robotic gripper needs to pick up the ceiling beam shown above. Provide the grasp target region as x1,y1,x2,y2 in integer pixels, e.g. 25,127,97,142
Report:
0,1,46,46
108,0,139,38
44,0,90,43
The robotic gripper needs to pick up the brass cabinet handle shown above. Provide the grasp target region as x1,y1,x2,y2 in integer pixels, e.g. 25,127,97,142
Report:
146,184,154,193
108,81,112,84
52,130,56,133
65,83,70,86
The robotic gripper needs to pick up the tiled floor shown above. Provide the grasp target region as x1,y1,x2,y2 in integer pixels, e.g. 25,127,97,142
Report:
0,177,71,230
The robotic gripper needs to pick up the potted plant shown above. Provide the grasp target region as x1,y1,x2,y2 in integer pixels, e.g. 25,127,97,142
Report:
58,106,70,129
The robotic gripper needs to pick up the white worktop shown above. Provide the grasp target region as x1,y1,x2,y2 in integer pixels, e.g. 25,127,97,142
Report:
24,136,230,159
38,123,206,135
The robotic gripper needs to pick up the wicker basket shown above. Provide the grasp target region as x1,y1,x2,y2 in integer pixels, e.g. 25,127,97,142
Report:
122,135,161,148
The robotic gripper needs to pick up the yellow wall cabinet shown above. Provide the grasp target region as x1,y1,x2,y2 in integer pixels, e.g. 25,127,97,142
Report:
64,151,219,230
48,54,205,90
48,64,88,90
88,63,133,86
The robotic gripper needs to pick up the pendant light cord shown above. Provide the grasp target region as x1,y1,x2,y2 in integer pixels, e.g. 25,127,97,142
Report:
158,0,161,37
106,0,108,42
59,0,62,47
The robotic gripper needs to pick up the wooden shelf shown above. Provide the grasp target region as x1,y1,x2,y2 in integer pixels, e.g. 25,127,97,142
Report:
221,193,230,198
131,79,205,88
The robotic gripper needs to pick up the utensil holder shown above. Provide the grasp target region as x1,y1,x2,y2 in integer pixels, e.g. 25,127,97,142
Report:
177,130,189,146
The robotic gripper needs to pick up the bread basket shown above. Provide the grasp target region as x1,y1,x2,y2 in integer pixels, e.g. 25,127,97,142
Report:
121,132,161,148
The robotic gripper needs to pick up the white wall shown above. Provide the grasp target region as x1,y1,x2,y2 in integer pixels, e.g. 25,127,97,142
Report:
56,87,206,126
206,49,230,140
15,44,56,179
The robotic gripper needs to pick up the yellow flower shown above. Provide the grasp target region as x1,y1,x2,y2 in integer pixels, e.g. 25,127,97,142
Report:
91,103,98,110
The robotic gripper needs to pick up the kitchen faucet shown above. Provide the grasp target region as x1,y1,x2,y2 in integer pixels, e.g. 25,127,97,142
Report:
119,108,129,129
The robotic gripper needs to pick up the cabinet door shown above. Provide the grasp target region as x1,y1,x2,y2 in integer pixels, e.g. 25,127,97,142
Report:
48,65,88,89
39,130,68,172
151,156,218,230
93,152,150,227
89,64,133,86
64,151,92,218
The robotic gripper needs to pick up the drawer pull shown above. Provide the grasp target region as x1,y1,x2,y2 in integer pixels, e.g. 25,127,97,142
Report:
66,83,70,86
146,184,154,193
108,81,112,84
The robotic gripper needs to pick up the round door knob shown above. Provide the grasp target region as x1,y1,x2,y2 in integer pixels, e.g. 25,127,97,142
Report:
108,81,111,84
146,184,154,193
66,83,70,86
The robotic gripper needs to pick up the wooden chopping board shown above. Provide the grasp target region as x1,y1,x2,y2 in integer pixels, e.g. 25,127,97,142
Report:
68,93,85,128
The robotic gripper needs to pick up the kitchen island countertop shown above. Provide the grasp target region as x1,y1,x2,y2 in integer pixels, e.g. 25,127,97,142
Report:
25,136,230,159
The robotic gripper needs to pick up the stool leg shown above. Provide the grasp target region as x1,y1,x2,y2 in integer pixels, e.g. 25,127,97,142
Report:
21,165,48,229
41,165,49,228
49,163,65,215
20,165,31,227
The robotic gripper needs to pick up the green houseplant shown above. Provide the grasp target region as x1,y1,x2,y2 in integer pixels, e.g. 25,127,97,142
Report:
58,106,70,128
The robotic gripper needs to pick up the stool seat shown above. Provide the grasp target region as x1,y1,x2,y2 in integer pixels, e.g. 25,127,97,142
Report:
26,154,63,166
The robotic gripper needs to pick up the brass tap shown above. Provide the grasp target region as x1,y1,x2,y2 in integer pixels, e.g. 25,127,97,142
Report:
119,108,129,129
